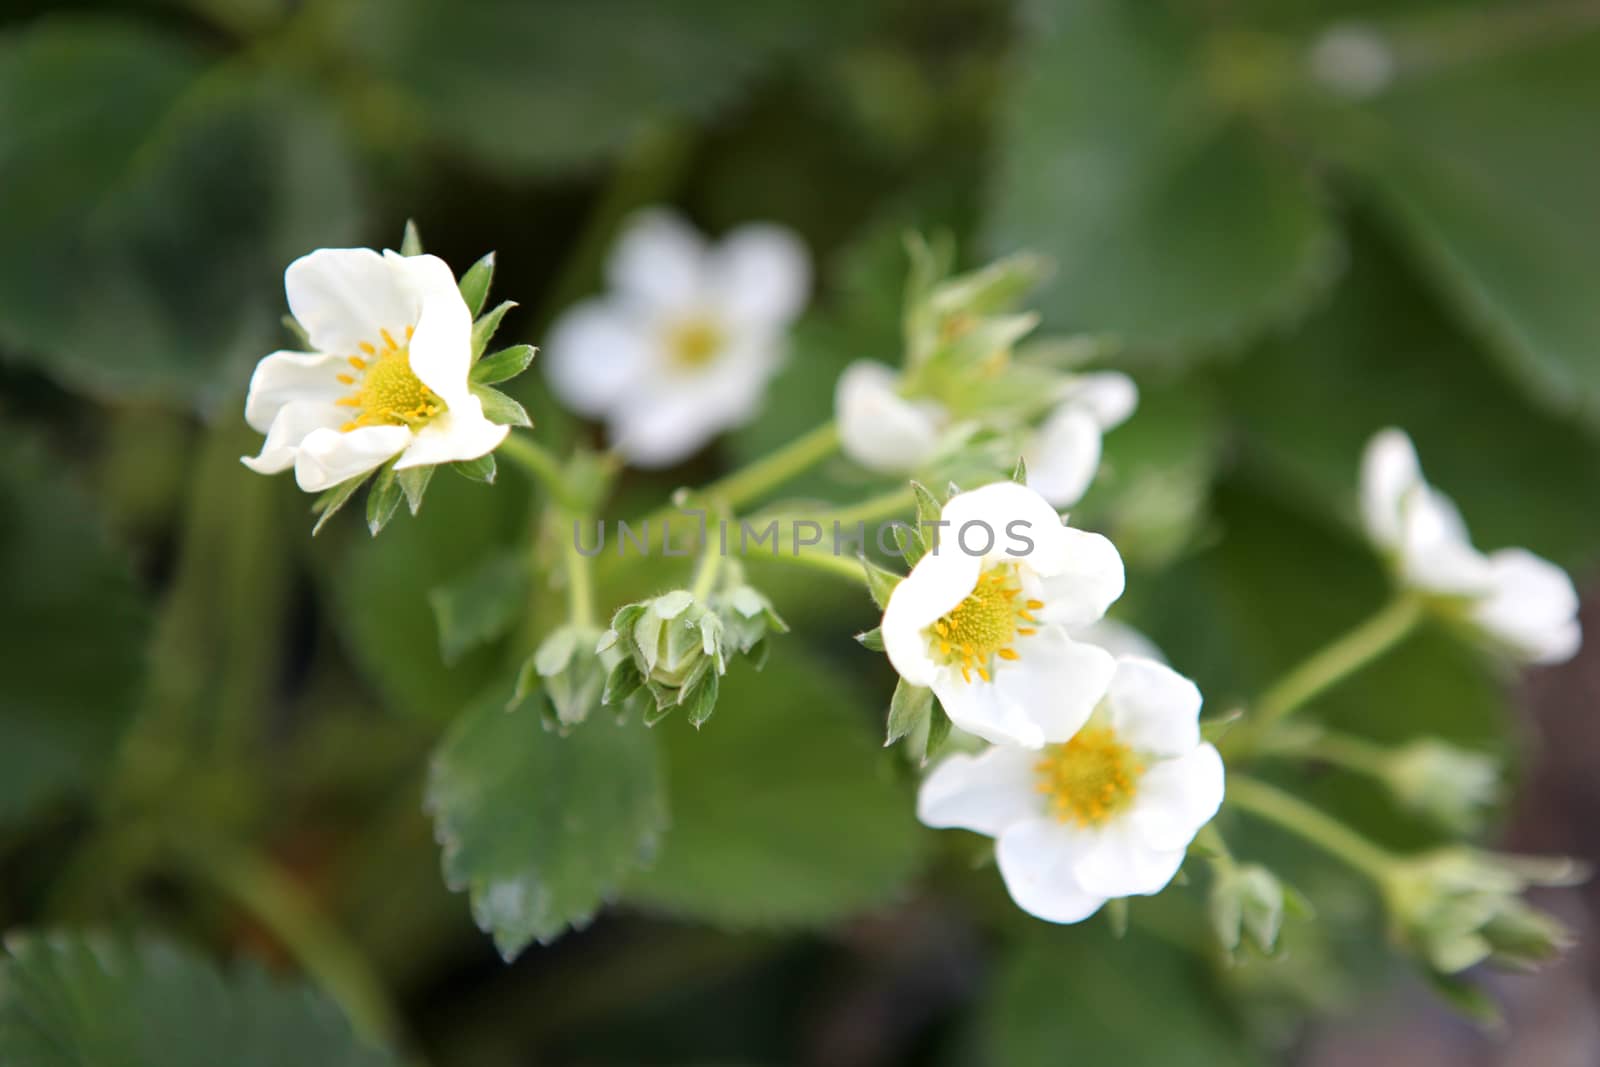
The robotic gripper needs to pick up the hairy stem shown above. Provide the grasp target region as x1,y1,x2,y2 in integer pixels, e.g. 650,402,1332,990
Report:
1226,775,1394,883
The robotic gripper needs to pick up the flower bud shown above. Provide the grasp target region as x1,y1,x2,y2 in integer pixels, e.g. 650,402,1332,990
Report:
1385,848,1585,975
600,591,726,725
1384,739,1500,834
712,582,787,665
514,624,611,727
1210,864,1306,957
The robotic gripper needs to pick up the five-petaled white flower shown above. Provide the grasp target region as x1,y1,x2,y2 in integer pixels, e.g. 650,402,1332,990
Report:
835,361,1136,508
918,656,1224,924
243,248,508,491
882,481,1126,748
544,209,810,468
1361,429,1581,664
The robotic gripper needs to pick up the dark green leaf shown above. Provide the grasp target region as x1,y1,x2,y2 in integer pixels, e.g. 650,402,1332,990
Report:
428,678,667,958
470,344,537,385
427,551,530,664
0,930,400,1066
625,649,927,927
986,0,1338,360
0,18,363,404
0,438,149,822
457,251,495,316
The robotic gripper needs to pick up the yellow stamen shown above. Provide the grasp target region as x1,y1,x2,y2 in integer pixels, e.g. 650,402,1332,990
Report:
380,327,399,350
348,356,367,370
336,373,355,385
924,563,1040,686
358,342,377,356
334,328,446,432
1033,726,1144,827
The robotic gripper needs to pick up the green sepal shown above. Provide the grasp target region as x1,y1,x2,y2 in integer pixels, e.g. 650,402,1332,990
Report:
472,300,517,359
471,344,537,385
891,523,926,567
855,627,885,651
310,473,366,535
1103,898,1130,939
1011,455,1028,484
603,656,645,707
683,669,720,728
922,705,951,762
397,464,433,515
861,556,902,609
281,314,310,348
365,462,405,536
453,454,497,483
457,251,496,317
472,383,532,427
885,678,932,746
401,218,423,256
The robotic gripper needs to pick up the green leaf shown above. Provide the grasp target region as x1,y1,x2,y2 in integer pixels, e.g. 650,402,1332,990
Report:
452,454,497,484
625,649,927,927
1328,26,1600,429
457,251,495,316
427,551,530,664
985,926,1266,1067
470,300,517,360
311,474,368,536
364,464,404,537
470,384,532,428
0,930,400,1066
470,344,537,385
428,678,667,959
0,437,149,823
985,0,1338,360
0,17,363,404
336,0,876,174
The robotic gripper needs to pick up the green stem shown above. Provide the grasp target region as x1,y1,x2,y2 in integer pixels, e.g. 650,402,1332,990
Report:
1260,726,1397,781
175,839,409,1052
1226,776,1395,883
499,432,576,507
689,537,723,600
1228,594,1423,755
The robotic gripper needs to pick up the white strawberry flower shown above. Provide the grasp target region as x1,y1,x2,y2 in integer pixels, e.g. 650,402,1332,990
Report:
918,657,1224,924
1361,429,1581,664
1022,372,1137,507
544,209,810,467
882,481,1125,748
242,248,508,492
834,361,1136,508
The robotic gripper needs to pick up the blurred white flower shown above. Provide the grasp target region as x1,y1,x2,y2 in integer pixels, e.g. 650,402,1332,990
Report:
1023,372,1137,507
544,209,810,467
834,361,1136,508
1361,429,1580,664
1073,617,1166,664
882,482,1124,748
919,656,1223,924
836,360,946,473
242,249,508,492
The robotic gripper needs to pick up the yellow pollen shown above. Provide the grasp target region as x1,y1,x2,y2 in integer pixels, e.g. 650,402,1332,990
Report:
334,331,445,431
926,564,1037,684
666,317,725,369
1034,726,1144,827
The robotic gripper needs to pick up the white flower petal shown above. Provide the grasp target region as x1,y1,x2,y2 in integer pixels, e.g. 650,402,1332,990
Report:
291,425,411,492
394,395,510,470
995,818,1108,924
1072,618,1166,663
1399,487,1492,595
1361,428,1422,551
285,248,416,356
708,222,810,326
393,253,473,407
544,300,652,417
935,674,1047,749
1127,744,1225,852
1105,657,1202,758
1024,406,1101,507
883,551,983,687
1060,371,1138,430
1031,527,1125,628
243,350,349,433
993,628,1116,744
937,481,1068,572
917,747,1044,836
241,400,345,475
1473,548,1582,664
1070,818,1188,898
836,361,944,474
606,209,706,312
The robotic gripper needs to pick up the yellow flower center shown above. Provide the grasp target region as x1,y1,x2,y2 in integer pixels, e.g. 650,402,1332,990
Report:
1034,725,1144,827
927,565,1042,683
666,317,725,369
334,325,445,431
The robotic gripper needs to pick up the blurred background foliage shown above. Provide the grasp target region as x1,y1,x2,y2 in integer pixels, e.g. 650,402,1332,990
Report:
2,0,1599,1063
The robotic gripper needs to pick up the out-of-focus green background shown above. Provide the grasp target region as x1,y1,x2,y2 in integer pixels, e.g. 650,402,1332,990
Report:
2,0,1599,1064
